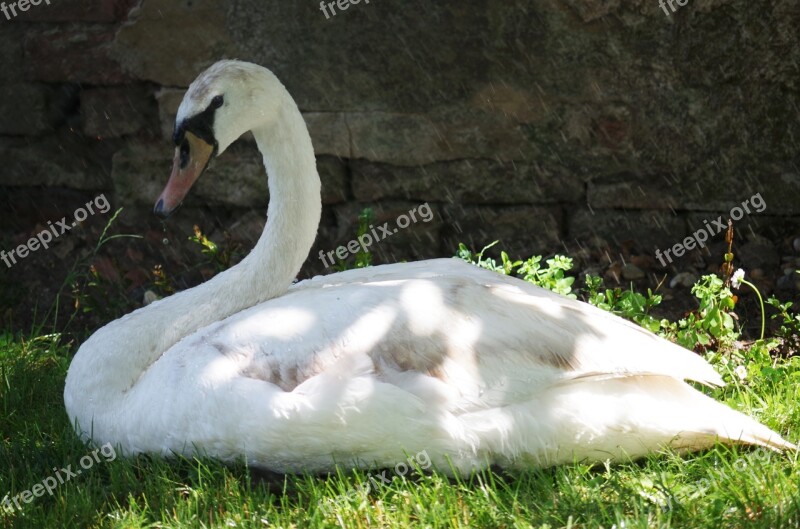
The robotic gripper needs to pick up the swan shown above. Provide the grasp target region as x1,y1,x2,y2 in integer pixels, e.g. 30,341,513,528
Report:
64,60,794,475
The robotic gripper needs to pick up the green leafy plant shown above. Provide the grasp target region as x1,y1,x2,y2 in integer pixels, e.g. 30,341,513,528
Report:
189,225,239,272
654,274,740,352
354,208,374,269
766,297,800,356
456,242,575,298
584,275,666,333
334,208,375,271
518,255,576,298
690,274,738,345
455,241,519,275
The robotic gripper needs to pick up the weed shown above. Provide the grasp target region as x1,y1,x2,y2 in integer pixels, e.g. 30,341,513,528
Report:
730,269,766,340
151,264,175,297
49,208,142,335
766,297,800,356
680,274,739,351
354,208,374,270
584,274,667,334
519,255,576,298
334,208,375,271
456,242,791,359
456,241,576,298
189,225,240,272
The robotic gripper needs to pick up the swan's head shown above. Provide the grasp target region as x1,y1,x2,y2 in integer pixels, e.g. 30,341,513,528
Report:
155,60,282,217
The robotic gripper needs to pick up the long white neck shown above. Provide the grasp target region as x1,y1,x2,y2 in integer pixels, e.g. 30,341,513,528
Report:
64,90,321,433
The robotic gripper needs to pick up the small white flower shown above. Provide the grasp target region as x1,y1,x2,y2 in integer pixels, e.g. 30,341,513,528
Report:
731,269,745,289
734,365,747,381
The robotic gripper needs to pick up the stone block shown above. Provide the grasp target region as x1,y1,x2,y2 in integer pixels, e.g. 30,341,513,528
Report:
348,111,535,166
352,159,583,204
111,0,235,85
304,112,349,157
441,205,562,258
226,1,554,113
0,131,111,189
82,86,155,138
317,156,348,205
0,84,62,135
24,25,129,84
0,25,24,84
588,173,681,210
738,173,800,217
569,209,685,254
11,0,137,22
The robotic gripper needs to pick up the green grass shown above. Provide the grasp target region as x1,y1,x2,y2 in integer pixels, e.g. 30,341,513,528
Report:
1,330,799,528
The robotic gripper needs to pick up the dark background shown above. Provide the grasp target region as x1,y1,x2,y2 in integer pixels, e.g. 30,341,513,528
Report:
0,0,798,334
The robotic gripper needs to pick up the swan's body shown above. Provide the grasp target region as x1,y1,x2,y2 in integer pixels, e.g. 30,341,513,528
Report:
64,61,793,474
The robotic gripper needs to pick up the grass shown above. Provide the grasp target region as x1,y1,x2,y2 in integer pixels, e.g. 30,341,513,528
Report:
2,231,799,528
1,327,799,528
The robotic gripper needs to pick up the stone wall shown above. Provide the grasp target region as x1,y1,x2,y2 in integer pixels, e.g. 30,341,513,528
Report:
1,0,799,298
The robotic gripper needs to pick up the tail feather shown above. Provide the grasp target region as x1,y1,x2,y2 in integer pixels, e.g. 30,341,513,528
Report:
492,374,796,466
653,378,796,452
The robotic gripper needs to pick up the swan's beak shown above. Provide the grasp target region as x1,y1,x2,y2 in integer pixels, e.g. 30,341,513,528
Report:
154,131,214,217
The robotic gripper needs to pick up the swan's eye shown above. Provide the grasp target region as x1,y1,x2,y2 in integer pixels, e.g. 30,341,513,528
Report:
179,140,190,169
211,95,224,109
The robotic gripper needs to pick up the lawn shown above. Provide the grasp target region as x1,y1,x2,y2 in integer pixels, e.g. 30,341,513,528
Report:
1,248,799,528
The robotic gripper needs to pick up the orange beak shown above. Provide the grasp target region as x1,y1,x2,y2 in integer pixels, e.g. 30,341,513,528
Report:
154,131,215,217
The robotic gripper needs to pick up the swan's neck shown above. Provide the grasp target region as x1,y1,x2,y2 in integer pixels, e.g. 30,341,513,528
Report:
217,100,322,308
64,92,321,427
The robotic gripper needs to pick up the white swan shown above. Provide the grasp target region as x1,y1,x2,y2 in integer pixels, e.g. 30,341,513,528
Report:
64,60,794,474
